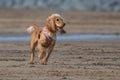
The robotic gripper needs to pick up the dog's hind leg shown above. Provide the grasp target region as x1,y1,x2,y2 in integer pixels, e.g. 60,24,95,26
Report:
29,42,36,64
29,32,37,64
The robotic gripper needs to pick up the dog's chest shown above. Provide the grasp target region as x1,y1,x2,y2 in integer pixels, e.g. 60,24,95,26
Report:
48,32,56,40
40,31,56,48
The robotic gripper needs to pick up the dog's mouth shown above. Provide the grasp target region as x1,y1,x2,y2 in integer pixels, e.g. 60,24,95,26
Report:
57,27,66,34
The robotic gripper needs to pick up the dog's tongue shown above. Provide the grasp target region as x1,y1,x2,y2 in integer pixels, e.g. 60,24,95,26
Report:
57,27,66,34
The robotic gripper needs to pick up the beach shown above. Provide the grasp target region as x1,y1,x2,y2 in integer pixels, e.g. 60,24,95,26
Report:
0,9,120,80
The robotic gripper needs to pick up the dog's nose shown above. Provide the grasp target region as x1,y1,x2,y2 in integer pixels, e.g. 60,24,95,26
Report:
63,23,66,26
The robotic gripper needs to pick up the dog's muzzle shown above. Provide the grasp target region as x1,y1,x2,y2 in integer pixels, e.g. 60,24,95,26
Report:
57,23,66,34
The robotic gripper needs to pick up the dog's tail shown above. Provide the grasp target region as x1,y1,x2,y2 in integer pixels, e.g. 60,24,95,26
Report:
26,24,39,33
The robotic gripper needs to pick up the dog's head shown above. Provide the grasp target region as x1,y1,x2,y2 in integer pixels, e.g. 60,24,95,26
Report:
46,13,66,34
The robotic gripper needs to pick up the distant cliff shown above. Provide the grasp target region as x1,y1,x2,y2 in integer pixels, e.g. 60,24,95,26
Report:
0,0,120,11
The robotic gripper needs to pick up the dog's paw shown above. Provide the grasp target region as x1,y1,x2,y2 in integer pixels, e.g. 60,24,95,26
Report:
42,62,47,65
42,59,47,65
29,62,34,64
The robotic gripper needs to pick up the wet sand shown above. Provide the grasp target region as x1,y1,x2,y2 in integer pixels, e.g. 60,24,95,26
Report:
0,9,120,80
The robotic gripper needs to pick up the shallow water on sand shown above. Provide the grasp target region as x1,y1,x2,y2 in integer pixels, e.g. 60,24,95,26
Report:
0,34,120,42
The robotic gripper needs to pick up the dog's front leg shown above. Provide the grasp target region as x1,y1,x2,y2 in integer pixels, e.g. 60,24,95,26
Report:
38,44,46,62
42,41,55,65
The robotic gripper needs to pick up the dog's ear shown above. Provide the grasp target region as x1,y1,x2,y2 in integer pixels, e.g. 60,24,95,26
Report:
46,17,56,32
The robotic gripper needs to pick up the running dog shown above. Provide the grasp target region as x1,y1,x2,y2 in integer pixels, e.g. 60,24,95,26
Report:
27,13,66,65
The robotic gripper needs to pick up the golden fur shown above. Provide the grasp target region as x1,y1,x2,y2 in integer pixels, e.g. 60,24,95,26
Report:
27,13,66,65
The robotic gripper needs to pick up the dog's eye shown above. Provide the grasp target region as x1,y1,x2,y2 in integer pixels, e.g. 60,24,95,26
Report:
56,19,59,21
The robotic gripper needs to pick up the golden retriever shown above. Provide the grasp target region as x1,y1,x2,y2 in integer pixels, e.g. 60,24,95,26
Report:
27,13,66,65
